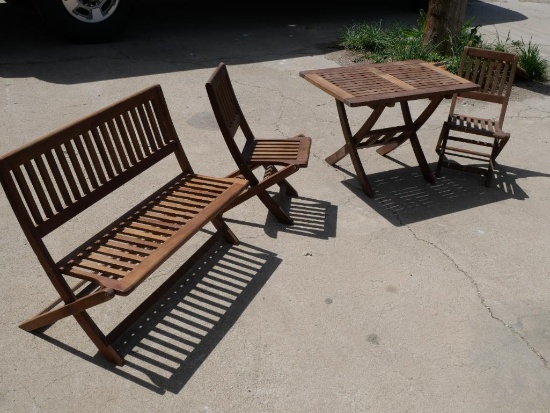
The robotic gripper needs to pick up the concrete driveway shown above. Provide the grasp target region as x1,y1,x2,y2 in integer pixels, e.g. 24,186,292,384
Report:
1,1,550,412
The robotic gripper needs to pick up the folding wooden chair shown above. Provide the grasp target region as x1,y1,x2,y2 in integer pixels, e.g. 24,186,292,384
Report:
205,62,312,225
435,47,518,186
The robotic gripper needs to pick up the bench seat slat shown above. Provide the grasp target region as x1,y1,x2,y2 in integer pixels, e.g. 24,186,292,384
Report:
96,246,146,262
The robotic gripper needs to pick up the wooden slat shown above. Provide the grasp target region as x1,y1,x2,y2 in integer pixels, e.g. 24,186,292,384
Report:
104,239,152,255
55,145,82,201
96,245,145,262
108,118,131,170
144,100,164,148
137,215,183,230
34,155,63,213
65,139,91,195
99,122,123,175
73,135,100,190
115,115,139,166
12,166,43,225
137,104,159,152
90,127,115,180
129,221,176,237
23,160,54,219
67,261,130,278
85,252,138,269
45,150,72,207
131,106,152,157
82,131,108,185
498,62,510,96
113,233,160,249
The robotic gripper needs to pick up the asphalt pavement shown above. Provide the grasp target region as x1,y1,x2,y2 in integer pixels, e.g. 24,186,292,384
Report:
1,1,550,412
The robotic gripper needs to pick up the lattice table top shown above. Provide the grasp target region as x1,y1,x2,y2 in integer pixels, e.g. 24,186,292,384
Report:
300,60,479,107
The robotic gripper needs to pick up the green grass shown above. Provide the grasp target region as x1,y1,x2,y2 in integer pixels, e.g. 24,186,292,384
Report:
516,39,548,81
339,17,444,64
338,12,548,81
487,31,548,81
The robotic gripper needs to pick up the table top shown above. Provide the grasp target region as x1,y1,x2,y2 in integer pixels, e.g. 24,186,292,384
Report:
299,60,479,107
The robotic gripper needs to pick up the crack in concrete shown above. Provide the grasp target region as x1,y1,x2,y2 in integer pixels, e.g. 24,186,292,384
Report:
376,195,405,225
405,225,550,369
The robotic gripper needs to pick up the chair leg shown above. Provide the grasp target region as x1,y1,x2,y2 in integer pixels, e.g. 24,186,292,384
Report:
278,179,299,197
435,126,449,178
222,185,294,225
257,190,294,225
212,216,240,245
485,138,503,187
265,165,299,197
492,136,509,160
485,158,495,187
435,123,449,155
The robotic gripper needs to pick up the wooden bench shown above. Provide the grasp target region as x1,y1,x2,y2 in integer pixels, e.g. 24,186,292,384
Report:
0,84,248,366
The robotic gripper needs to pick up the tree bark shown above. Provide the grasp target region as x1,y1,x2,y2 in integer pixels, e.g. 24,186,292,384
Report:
423,0,469,53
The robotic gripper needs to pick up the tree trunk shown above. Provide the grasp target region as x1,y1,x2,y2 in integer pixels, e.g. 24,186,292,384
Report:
423,0,469,54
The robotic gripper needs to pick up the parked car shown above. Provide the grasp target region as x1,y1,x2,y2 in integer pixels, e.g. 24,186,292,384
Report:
4,0,429,43
5,0,138,42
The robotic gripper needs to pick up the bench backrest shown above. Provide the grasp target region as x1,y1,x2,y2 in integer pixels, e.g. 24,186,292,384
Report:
0,84,192,241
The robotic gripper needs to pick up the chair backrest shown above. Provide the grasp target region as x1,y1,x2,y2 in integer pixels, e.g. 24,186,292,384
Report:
205,63,257,173
450,46,518,128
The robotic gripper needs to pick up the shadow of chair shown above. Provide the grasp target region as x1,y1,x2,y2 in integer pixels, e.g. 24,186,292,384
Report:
435,46,519,187
205,62,312,225
223,194,338,241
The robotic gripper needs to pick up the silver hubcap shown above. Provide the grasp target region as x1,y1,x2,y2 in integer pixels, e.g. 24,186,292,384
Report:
62,0,119,23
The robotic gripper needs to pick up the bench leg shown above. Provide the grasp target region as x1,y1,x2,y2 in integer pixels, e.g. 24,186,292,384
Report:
19,288,115,332
212,216,240,245
19,288,125,366
75,312,125,366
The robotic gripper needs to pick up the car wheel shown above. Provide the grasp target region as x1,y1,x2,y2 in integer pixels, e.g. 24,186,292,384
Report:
31,0,138,43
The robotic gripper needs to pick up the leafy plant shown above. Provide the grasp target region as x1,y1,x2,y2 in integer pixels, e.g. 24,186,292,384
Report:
339,12,480,75
490,29,516,52
339,16,442,64
339,20,387,53
516,38,548,81
486,31,548,80
338,11,547,81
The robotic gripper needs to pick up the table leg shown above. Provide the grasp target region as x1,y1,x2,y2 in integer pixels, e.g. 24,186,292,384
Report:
398,101,436,184
332,100,375,197
325,104,385,166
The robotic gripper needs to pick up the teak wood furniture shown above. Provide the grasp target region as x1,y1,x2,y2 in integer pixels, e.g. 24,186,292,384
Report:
435,47,519,186
0,84,248,366
300,60,480,198
206,62,312,225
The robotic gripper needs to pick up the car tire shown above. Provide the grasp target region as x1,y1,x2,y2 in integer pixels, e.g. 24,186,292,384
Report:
31,0,138,43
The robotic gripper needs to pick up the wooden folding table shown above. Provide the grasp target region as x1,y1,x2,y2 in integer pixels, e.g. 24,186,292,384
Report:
300,60,480,198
